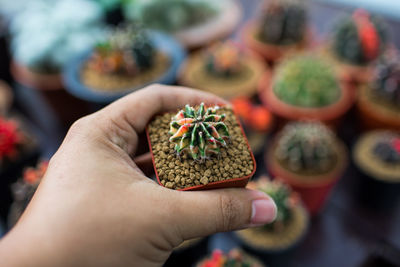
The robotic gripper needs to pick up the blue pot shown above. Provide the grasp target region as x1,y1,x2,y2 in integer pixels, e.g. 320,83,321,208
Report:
63,31,186,104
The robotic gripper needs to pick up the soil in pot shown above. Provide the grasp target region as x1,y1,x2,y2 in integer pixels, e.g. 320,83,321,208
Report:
179,42,266,100
147,104,255,190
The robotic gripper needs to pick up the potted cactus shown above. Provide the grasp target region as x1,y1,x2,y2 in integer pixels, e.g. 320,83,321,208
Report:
259,54,354,128
179,41,266,100
124,0,242,49
353,131,400,208
328,9,388,84
64,24,186,104
242,0,310,63
357,52,400,130
236,177,308,263
7,161,48,228
196,249,265,267
146,102,256,190
266,121,347,215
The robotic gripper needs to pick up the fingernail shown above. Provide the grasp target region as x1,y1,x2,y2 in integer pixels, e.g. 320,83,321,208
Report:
250,198,277,225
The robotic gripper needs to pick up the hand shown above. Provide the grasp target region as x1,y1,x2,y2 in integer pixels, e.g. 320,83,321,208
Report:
0,85,276,267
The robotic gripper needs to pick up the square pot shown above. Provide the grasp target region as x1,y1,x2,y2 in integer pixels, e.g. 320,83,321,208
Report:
146,105,256,191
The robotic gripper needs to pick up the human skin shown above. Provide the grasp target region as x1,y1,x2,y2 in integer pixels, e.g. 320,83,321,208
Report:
0,85,276,267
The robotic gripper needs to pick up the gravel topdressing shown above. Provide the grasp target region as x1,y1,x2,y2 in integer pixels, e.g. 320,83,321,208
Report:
148,107,254,190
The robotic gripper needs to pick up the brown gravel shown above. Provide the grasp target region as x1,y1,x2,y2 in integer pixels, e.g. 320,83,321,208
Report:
148,107,254,190
81,52,170,92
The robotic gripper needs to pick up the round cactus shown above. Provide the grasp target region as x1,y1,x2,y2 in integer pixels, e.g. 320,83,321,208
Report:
372,55,400,108
258,0,307,45
275,122,337,173
169,103,230,161
87,24,155,76
273,55,341,107
332,9,387,65
372,133,400,164
205,41,242,77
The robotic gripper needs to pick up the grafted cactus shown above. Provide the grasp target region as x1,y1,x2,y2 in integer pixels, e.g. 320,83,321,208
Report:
88,24,154,75
275,122,337,173
332,9,387,65
258,0,307,45
273,55,340,107
372,133,400,164
169,103,230,161
372,55,400,107
205,42,241,77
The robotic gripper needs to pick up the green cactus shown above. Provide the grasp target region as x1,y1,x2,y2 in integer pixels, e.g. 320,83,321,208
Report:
372,55,400,108
258,0,307,45
169,103,230,161
275,122,337,174
332,9,387,65
257,178,293,231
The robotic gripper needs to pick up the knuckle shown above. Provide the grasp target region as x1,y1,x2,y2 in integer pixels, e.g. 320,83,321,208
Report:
218,193,241,231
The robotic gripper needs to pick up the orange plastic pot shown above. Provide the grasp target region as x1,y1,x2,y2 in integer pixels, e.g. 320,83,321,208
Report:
146,106,257,191
266,142,347,215
241,22,311,64
258,69,355,130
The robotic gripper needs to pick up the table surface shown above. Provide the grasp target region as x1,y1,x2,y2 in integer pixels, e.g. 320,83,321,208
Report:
6,1,400,266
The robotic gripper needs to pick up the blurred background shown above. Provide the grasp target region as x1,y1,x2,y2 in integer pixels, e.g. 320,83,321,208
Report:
0,0,399,266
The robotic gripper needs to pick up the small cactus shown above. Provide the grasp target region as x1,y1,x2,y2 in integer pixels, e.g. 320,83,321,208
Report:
258,0,307,45
275,122,337,173
273,55,340,107
169,103,230,161
332,9,387,65
372,54,400,108
205,42,242,77
0,117,23,160
372,133,400,164
88,24,154,75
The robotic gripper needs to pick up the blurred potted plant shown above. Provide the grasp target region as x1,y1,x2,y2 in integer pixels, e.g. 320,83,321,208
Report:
179,41,266,100
64,24,185,104
242,0,310,64
357,52,400,130
124,0,242,49
9,0,105,124
7,161,48,228
236,177,308,262
146,103,256,190
328,9,388,84
353,131,400,208
259,54,354,129
266,121,347,215
196,249,265,267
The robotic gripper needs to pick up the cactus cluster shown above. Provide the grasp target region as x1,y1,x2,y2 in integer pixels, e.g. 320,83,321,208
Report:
0,117,23,161
87,24,154,76
258,0,307,45
372,133,400,164
372,55,400,108
169,103,230,161
275,122,337,173
199,249,262,267
125,0,217,32
273,55,340,107
205,42,242,77
332,9,387,65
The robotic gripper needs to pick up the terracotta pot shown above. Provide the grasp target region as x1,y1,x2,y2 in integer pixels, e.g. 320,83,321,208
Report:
266,141,347,215
146,106,256,191
175,0,242,49
258,69,355,130
11,60,92,126
241,21,311,64
357,86,400,131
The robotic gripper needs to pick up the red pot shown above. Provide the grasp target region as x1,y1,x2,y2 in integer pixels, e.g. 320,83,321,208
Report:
266,141,347,215
241,21,311,64
146,106,257,191
258,69,355,130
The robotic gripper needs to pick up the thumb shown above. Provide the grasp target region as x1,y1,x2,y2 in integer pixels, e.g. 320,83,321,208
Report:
169,188,277,241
